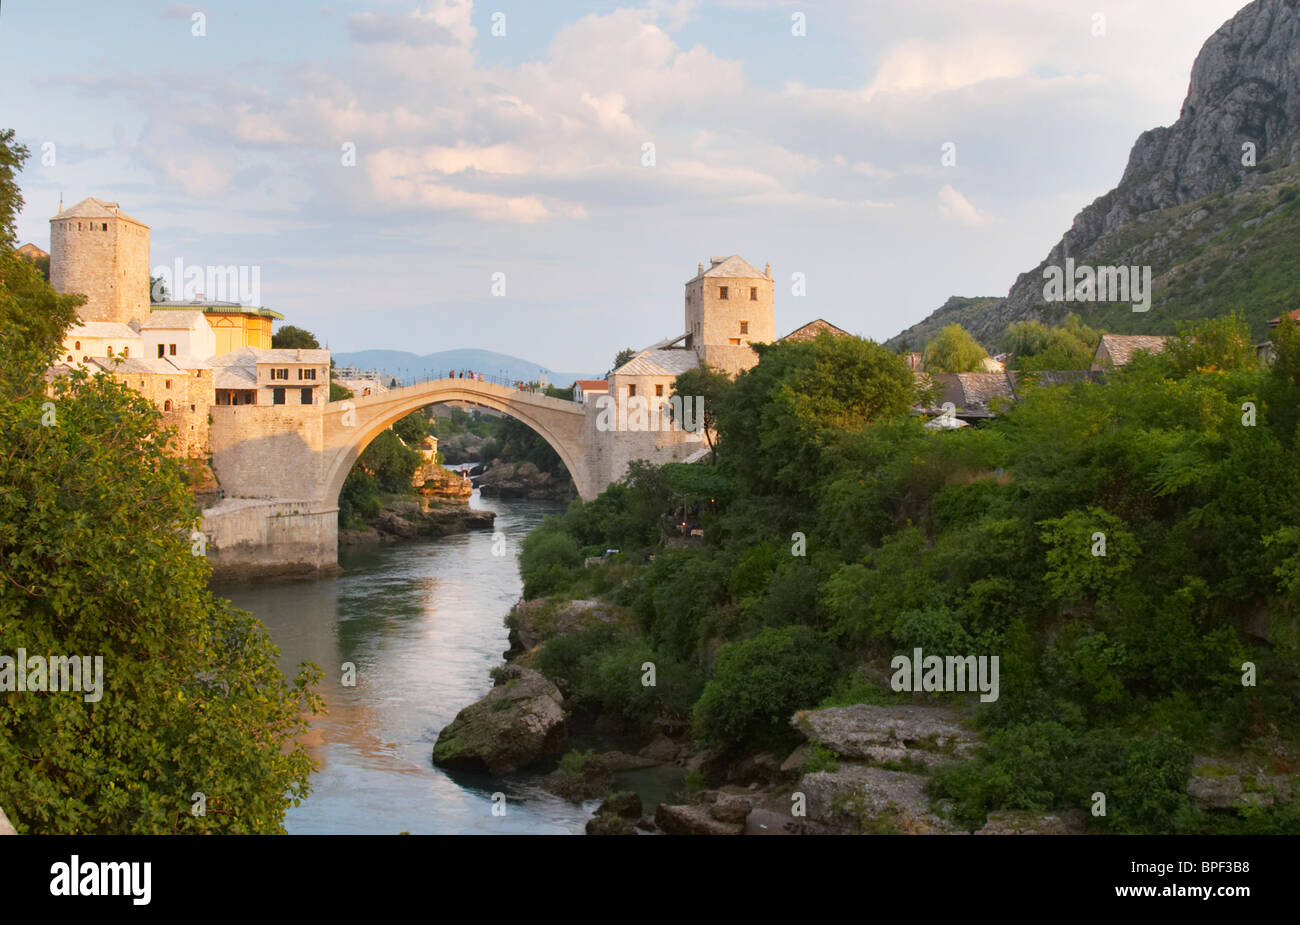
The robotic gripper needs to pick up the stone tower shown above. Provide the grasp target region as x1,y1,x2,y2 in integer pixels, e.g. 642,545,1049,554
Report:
50,197,151,326
684,255,774,376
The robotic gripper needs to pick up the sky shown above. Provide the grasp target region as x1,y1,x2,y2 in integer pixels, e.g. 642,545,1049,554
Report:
1,0,1252,371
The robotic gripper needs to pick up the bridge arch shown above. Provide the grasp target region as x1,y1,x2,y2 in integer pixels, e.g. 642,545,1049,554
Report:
321,378,592,508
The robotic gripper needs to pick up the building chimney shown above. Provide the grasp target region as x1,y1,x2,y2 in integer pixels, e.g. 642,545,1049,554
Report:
764,262,771,278
710,256,725,266
698,262,703,275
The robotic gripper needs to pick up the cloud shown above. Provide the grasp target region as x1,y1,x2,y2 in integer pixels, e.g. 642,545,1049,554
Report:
347,1,476,48
937,184,991,227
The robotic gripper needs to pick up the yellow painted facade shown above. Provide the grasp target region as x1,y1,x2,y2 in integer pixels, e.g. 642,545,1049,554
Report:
207,311,275,353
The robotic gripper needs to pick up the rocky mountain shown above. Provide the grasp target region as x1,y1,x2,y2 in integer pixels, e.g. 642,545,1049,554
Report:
888,0,1300,351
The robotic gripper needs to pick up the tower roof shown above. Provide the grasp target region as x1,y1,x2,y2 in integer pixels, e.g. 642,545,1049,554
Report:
51,197,148,227
693,255,767,281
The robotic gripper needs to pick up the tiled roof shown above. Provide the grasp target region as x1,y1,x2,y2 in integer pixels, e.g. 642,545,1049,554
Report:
52,197,146,226
213,346,329,366
1096,334,1168,366
67,321,141,340
89,357,183,375
694,255,767,280
141,309,211,331
615,347,700,377
574,379,608,391
151,302,285,320
1268,309,1300,327
781,318,851,342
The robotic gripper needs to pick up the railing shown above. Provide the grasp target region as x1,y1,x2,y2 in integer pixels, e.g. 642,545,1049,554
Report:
367,370,575,400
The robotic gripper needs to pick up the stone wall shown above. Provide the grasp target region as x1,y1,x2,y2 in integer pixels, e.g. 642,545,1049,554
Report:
210,403,323,500
201,498,339,579
112,367,214,457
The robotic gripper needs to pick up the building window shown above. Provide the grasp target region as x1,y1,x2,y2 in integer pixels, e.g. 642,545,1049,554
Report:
74,341,81,350
750,287,757,300
301,388,313,405
718,286,728,300
165,380,172,389
163,400,172,411
273,387,286,405
271,368,289,380
107,346,114,356
740,321,749,335
157,344,165,358
122,347,128,357
628,384,637,397
655,384,664,397
190,404,196,412
729,338,741,345
298,368,317,381
169,344,177,356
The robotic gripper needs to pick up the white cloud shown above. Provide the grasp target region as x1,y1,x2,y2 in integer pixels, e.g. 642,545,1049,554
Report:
937,184,991,227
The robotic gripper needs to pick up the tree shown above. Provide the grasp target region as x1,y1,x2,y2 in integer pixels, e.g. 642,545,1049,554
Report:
612,348,636,371
149,274,169,303
673,365,732,462
0,131,320,833
923,323,989,372
1004,314,1100,371
271,325,321,349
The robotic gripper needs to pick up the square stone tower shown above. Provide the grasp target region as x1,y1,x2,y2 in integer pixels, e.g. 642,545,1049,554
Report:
685,255,773,376
50,197,151,326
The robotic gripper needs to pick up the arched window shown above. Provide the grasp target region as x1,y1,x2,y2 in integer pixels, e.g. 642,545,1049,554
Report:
74,341,81,350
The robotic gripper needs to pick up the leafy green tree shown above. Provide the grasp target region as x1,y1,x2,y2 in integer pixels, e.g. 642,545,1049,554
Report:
923,323,989,372
149,274,169,303
271,325,321,349
673,365,732,462
0,132,320,833
1004,314,1100,371
612,348,636,371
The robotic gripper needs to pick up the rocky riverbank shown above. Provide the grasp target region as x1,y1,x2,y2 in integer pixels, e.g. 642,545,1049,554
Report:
477,460,576,502
339,497,494,546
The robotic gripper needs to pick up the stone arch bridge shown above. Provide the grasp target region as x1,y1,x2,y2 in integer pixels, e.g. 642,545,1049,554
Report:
202,376,701,578
322,378,595,502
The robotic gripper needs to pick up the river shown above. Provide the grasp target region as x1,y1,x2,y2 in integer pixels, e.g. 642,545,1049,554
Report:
220,492,596,834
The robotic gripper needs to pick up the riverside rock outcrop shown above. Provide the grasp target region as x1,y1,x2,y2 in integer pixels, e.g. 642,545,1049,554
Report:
432,666,566,775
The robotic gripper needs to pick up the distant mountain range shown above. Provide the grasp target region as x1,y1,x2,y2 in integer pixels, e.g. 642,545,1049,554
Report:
330,347,599,388
888,0,1300,352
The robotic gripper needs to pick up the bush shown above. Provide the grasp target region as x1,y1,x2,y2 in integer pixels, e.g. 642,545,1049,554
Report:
692,626,837,753
519,526,583,598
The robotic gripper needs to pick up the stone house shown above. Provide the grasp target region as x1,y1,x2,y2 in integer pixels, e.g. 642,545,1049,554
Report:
211,347,329,407
90,356,215,457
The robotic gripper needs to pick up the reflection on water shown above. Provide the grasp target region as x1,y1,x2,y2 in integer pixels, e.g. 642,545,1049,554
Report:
221,493,593,834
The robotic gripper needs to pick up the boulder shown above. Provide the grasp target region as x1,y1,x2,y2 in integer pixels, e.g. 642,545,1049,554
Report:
975,809,1088,835
792,704,976,768
655,803,744,836
586,814,636,836
432,666,566,775
710,793,753,825
596,790,643,820
798,765,956,834
507,598,622,655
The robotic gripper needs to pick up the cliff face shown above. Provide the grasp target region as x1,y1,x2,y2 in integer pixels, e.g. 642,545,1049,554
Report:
889,0,1300,349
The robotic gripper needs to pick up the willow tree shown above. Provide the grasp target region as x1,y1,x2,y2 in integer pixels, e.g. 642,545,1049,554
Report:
0,131,321,833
